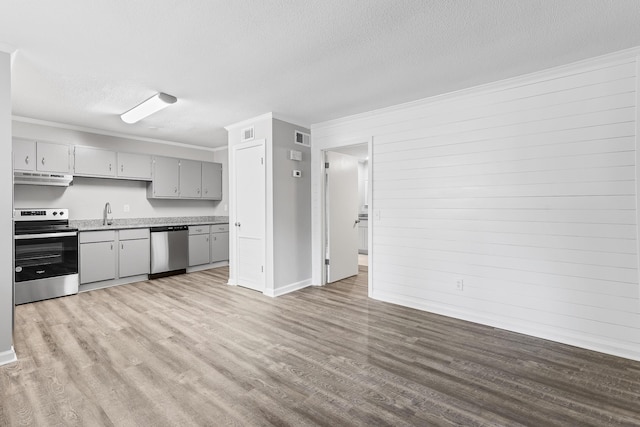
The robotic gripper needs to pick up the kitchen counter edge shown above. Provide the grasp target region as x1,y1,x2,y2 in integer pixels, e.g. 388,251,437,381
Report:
71,216,229,232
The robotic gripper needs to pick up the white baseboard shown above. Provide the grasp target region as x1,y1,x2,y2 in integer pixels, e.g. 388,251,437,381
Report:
264,278,312,298
371,289,640,363
0,346,17,366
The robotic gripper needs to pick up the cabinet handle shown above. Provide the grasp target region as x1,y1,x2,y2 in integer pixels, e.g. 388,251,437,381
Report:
174,187,177,193
197,188,200,194
25,156,29,165
121,164,124,172
109,163,112,171
121,243,124,250
206,237,209,242
110,244,113,250
41,157,45,165
204,189,208,194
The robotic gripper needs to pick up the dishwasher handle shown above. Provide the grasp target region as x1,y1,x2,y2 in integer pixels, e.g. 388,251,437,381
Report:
150,225,189,232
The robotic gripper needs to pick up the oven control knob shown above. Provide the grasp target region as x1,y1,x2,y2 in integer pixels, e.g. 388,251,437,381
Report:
52,211,58,216
15,266,22,273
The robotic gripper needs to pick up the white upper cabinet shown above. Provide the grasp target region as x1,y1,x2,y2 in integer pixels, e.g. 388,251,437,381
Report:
37,141,71,173
179,159,202,198
74,146,116,177
13,140,36,171
202,162,222,200
13,139,70,173
117,152,152,180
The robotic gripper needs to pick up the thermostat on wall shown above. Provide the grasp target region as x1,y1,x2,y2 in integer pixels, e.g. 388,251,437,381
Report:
289,150,302,161
292,170,302,178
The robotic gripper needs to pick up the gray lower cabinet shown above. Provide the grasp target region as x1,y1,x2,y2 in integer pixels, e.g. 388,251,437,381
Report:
80,228,150,284
188,225,210,266
118,228,150,277
210,224,229,262
80,231,117,284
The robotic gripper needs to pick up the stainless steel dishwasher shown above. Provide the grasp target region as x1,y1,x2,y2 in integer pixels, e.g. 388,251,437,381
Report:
149,225,189,278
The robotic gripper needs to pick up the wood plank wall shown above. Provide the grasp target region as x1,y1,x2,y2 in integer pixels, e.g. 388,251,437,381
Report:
312,51,640,361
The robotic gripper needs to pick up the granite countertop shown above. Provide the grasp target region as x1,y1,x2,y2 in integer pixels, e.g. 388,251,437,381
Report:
71,216,229,231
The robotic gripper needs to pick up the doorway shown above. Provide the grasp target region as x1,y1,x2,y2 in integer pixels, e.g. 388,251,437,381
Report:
323,142,370,285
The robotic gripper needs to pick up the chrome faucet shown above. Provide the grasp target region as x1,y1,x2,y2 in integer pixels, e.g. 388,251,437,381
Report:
103,202,113,226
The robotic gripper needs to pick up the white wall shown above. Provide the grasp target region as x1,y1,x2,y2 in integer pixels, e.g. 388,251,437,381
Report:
12,121,228,219
0,51,16,365
311,48,640,361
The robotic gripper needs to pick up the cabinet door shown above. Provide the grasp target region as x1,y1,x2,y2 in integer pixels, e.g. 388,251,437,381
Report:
180,159,202,198
119,239,150,277
202,162,222,200
74,146,116,177
13,140,36,171
37,142,70,173
151,156,180,197
117,152,152,180
211,232,229,262
80,241,116,284
189,233,210,266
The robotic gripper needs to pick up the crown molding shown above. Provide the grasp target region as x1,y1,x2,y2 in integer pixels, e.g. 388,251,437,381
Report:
12,116,223,152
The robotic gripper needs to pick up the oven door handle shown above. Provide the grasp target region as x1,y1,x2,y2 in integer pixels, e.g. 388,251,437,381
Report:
15,232,78,240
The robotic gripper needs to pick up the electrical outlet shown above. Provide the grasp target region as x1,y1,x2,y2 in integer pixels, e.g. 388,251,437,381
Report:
123,204,130,212
456,279,464,291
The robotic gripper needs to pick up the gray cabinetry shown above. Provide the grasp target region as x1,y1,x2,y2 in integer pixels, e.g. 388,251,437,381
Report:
117,152,152,180
13,140,35,171
80,231,117,284
211,224,229,262
80,229,150,284
188,225,210,266
13,139,70,173
74,146,116,177
118,228,150,277
180,159,202,198
148,156,222,200
202,162,222,200
149,156,180,197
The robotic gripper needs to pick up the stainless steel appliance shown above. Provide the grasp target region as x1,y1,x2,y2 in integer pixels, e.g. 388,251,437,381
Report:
14,208,79,304
150,225,188,278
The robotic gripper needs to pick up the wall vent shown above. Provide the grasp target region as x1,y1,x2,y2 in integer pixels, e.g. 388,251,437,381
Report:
294,130,310,147
241,126,255,142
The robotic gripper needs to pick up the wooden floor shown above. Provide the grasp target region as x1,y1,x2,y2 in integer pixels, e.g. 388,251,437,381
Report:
1,267,640,426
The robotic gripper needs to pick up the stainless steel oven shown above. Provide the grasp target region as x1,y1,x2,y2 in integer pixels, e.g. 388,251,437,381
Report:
14,209,79,304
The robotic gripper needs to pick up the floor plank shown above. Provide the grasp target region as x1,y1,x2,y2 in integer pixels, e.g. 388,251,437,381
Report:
1,266,639,426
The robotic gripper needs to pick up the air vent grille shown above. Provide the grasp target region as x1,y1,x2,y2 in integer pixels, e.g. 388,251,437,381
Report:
241,126,255,142
294,130,310,147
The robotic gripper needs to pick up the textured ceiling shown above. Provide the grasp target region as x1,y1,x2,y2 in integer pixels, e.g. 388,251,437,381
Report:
1,0,640,149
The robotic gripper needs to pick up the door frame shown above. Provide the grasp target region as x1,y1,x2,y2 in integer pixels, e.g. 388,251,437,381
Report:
229,138,267,291
319,136,373,295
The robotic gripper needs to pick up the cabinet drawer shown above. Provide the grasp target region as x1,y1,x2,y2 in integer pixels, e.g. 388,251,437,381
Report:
79,230,116,243
211,224,229,232
119,228,150,240
189,225,210,235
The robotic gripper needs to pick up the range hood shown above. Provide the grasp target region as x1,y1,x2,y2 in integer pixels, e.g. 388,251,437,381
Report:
14,171,73,187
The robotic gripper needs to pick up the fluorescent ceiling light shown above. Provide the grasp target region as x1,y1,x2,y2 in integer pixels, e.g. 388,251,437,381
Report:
121,92,177,124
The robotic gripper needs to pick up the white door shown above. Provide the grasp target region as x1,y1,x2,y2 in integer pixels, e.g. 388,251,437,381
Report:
233,141,265,292
326,151,359,283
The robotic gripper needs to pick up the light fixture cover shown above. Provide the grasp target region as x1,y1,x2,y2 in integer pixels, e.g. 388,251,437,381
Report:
121,92,177,124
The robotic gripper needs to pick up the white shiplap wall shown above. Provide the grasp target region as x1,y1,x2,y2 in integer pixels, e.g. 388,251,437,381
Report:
311,49,640,361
